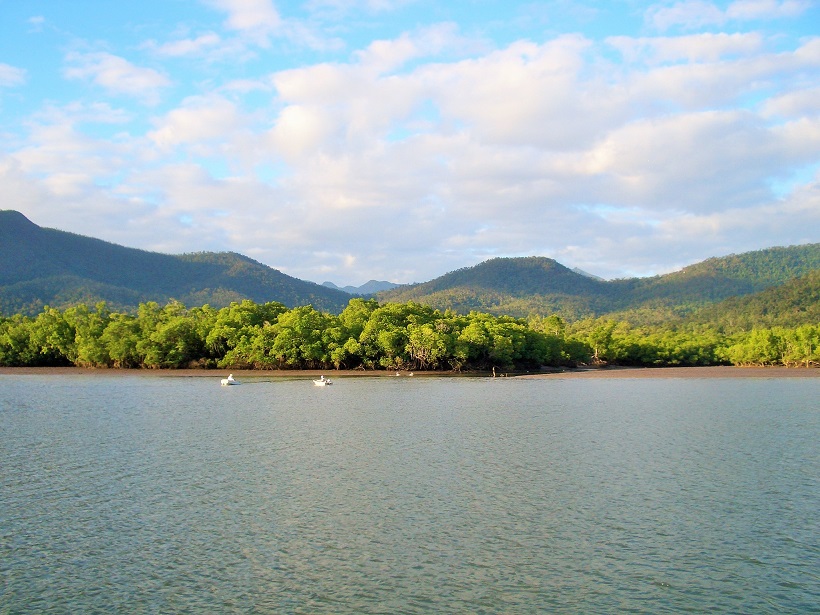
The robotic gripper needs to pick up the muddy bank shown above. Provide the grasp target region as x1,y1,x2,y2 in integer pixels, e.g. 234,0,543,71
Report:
0,365,816,378
518,366,819,379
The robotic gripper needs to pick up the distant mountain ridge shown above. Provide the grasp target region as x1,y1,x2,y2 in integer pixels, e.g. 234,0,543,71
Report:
0,210,351,315
376,246,820,319
2,210,818,320
322,280,400,295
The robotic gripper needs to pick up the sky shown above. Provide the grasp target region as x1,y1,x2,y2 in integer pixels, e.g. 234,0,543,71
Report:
1,0,819,286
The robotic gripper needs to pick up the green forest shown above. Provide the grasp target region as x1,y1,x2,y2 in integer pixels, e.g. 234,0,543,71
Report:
1,298,817,370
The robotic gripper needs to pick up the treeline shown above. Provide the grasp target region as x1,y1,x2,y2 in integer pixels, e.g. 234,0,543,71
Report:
1,298,817,370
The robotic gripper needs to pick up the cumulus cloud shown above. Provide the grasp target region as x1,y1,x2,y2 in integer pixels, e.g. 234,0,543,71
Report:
63,52,171,104
4,6,819,284
305,0,416,16
607,32,763,65
202,0,282,48
144,32,223,57
249,29,820,280
424,36,613,149
9,115,130,214
27,15,45,31
761,86,820,118
646,0,810,31
354,22,472,73
201,0,342,51
207,0,282,32
646,1,726,30
0,63,26,87
148,96,247,150
726,0,810,20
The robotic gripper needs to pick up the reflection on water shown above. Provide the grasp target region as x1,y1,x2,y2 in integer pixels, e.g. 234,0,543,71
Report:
1,375,818,613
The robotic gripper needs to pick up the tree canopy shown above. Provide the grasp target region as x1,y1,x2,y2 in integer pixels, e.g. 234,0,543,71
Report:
1,298,817,370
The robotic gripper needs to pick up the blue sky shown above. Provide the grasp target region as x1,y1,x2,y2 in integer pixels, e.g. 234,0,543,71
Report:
1,0,818,285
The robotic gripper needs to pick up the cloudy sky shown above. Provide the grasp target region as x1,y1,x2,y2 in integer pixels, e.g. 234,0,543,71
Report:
1,0,818,285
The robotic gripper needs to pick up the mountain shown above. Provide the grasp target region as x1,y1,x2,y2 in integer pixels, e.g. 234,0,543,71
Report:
4,209,818,321
688,269,820,331
571,267,604,281
322,279,400,295
377,245,820,319
0,210,351,315
375,257,619,319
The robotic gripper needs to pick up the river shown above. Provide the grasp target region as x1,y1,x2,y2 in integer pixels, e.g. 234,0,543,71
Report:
1,374,817,613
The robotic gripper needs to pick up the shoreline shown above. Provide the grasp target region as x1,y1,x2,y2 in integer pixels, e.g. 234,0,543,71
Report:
518,365,819,379
0,366,817,379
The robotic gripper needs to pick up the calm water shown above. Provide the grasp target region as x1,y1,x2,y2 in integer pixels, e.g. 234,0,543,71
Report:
1,374,818,614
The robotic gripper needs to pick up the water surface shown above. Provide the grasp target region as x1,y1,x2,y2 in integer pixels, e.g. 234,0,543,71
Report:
1,374,817,613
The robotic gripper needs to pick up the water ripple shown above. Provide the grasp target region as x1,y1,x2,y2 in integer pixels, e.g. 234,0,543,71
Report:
1,375,817,613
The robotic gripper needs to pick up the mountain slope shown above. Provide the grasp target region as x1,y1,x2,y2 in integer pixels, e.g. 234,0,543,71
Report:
381,257,607,299
4,209,818,320
688,269,820,331
0,210,351,315
620,244,820,305
322,280,400,294
377,245,820,318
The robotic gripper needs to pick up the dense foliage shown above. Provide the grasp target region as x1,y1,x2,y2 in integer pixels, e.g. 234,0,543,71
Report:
1,298,817,370
379,245,820,318
2,212,817,370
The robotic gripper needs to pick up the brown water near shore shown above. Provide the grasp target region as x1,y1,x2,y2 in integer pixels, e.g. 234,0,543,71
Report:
0,366,816,378
520,365,819,378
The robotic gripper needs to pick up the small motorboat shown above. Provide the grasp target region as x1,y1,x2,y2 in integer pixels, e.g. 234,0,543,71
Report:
313,375,332,386
221,374,240,386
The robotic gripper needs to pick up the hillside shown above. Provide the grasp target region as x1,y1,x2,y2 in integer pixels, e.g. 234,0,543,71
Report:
4,209,818,321
0,210,351,315
688,269,820,331
377,245,820,318
322,280,400,294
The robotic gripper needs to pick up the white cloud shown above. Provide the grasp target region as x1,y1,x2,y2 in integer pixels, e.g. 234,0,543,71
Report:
0,63,26,87
610,35,820,111
646,1,726,31
5,13,820,285
305,0,416,16
270,59,422,155
63,52,171,104
228,30,820,280
424,35,615,149
201,0,343,51
580,111,780,210
646,0,810,31
148,96,246,150
268,105,338,159
203,0,282,47
13,104,130,177
27,15,45,30
354,23,469,73
761,86,820,118
607,32,763,65
145,32,223,57
207,0,282,32
726,0,810,20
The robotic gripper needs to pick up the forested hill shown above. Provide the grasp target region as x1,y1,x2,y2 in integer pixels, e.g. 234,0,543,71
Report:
3,209,818,320
688,269,820,331
377,245,820,318
396,257,606,296
0,210,350,315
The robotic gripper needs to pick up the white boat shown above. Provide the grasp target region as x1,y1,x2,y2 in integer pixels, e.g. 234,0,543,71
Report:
313,375,332,386
221,374,240,386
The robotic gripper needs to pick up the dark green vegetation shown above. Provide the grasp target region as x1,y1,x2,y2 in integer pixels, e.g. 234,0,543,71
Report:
0,210,350,315
1,291,817,369
377,246,820,319
1,210,817,369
